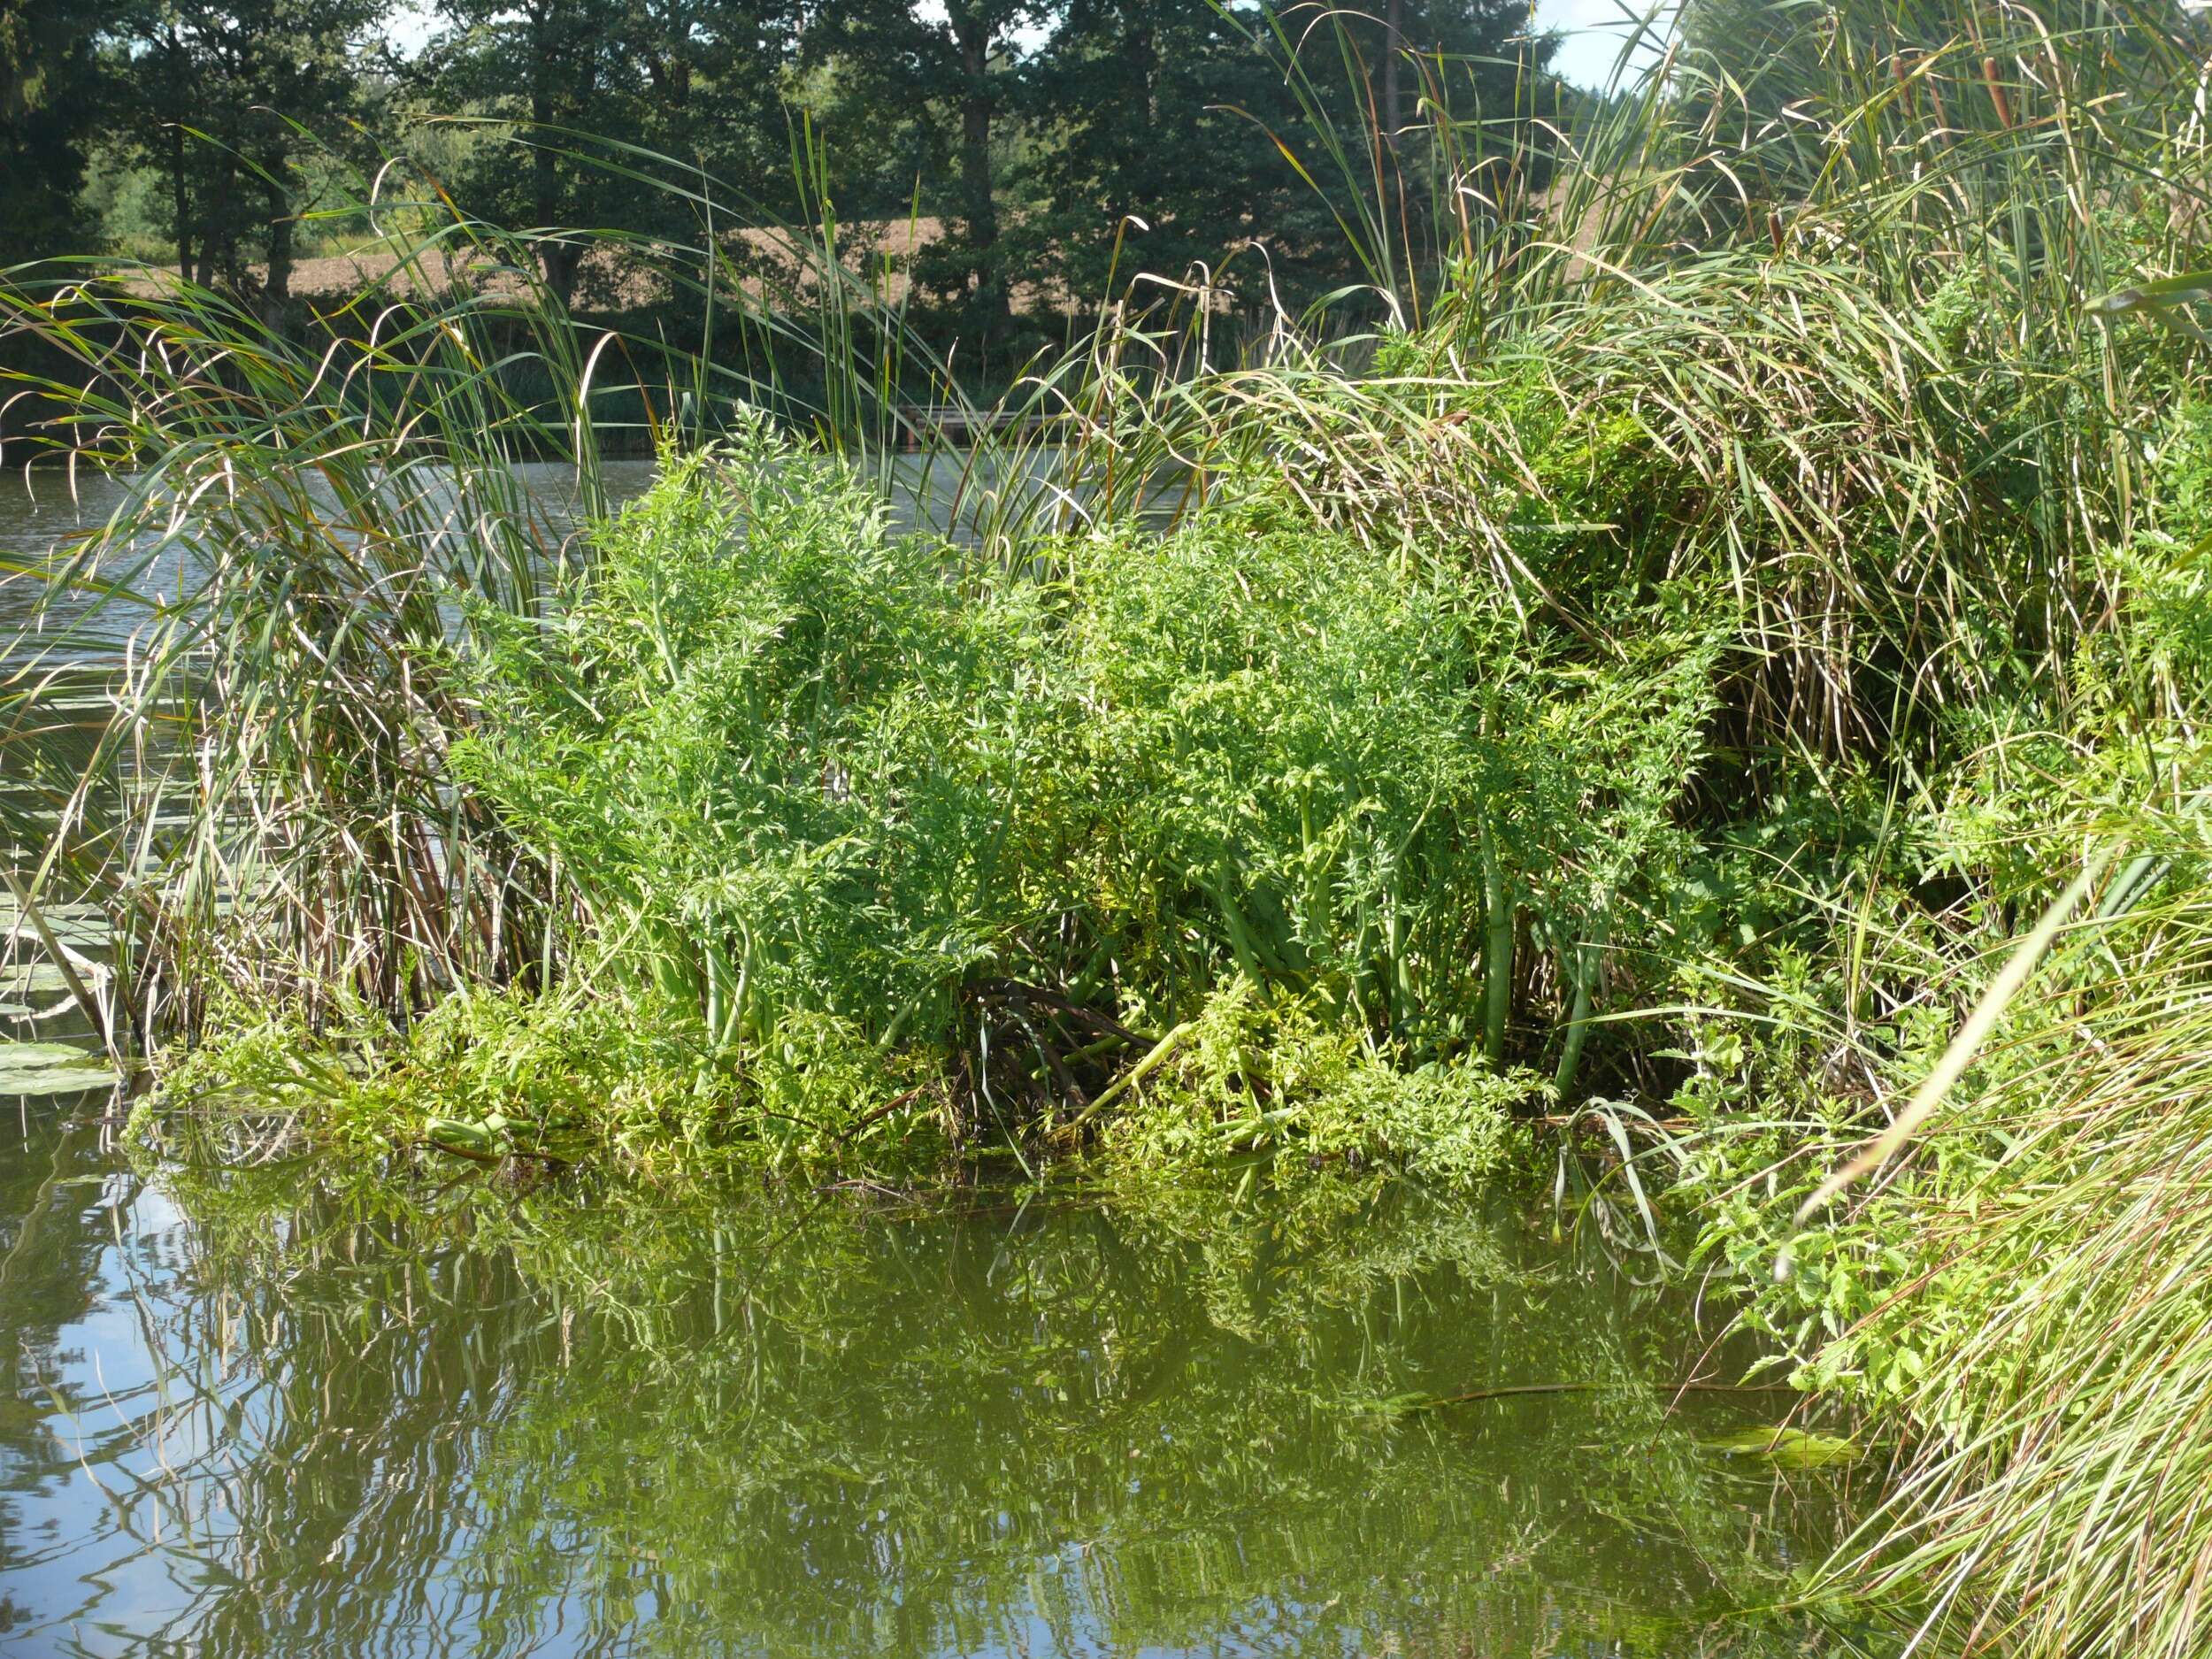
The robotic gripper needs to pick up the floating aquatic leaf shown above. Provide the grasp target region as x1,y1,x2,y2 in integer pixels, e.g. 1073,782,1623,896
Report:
1700,1426,1861,1469
0,964,69,996
0,1041,118,1097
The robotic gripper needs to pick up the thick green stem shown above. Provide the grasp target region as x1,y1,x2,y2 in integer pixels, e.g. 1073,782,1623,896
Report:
1551,909,1610,1102
1065,1020,1196,1132
1481,826,1512,1066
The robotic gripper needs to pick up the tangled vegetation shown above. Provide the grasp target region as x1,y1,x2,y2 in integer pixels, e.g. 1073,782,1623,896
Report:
156,421,1705,1183
10,0,2212,1653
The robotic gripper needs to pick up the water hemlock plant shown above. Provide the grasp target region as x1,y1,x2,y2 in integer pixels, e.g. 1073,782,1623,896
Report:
165,422,1715,1181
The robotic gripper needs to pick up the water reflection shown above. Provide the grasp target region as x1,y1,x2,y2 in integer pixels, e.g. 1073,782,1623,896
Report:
0,1106,1878,1658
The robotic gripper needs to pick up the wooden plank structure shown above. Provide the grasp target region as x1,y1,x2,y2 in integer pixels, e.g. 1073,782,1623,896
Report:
894,405,1066,449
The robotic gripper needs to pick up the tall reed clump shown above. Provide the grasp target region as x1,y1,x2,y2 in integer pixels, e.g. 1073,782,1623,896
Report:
1694,409,2212,1655
1146,0,2205,766
1796,883,2212,1659
0,234,596,1037
1474,5,2212,1655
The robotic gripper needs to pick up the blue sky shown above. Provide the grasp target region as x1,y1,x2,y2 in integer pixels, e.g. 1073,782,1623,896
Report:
1532,0,1674,88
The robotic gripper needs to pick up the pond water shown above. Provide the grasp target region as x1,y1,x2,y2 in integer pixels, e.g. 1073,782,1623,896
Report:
0,459,658,658
0,449,1087,661
0,1091,1878,1659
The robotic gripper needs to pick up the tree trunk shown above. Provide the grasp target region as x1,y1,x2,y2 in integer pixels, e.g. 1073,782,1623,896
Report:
541,237,582,308
260,173,293,334
194,150,234,288
168,121,192,280
1124,9,1157,127
950,7,1005,339
534,134,578,305
531,6,579,307
165,27,192,280
536,130,580,310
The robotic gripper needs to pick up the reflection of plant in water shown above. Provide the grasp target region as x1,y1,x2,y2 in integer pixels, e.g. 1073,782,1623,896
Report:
0,1119,150,1587
123,1148,1881,1658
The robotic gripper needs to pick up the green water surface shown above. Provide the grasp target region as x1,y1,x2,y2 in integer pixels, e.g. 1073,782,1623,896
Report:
0,1097,1873,1658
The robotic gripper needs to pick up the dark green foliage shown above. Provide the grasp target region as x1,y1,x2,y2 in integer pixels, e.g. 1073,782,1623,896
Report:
95,0,390,303
803,0,1040,342
1009,0,1549,317
18,0,1563,374
0,0,117,266
426,0,805,307
433,426,1713,1164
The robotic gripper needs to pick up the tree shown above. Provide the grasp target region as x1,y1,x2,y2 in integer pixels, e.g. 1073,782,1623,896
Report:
1011,0,1317,310
429,0,803,307
1016,0,1548,319
0,0,118,266
429,0,630,305
104,0,388,314
618,0,802,208
807,0,1042,347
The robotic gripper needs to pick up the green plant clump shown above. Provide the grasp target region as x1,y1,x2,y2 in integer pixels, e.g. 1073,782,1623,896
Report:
184,422,1708,1178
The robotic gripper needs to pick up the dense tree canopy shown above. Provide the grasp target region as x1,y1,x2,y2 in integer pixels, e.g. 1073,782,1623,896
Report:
105,0,387,308
0,0,117,266
4,0,1563,359
1015,0,1545,313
